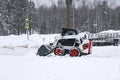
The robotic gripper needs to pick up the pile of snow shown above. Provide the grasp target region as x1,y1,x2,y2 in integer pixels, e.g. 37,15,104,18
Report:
100,30,120,34
90,30,120,40
0,34,60,48
0,34,60,56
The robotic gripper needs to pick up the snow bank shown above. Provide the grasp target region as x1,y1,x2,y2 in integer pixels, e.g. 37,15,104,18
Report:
0,34,60,48
100,30,120,34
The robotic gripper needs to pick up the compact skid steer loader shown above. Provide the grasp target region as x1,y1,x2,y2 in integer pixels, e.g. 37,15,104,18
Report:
37,28,92,57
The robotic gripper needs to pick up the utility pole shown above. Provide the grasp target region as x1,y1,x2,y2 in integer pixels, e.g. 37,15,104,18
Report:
66,0,72,28
88,7,90,31
25,18,30,41
25,0,31,40
29,0,31,35
72,1,75,29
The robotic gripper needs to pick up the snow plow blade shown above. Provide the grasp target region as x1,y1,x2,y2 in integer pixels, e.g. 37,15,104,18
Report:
37,45,53,56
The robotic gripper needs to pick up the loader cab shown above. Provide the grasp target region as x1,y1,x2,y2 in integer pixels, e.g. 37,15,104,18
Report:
61,28,78,36
57,38,80,48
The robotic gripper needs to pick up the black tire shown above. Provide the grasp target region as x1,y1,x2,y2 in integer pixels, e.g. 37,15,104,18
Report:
70,48,82,57
54,47,65,56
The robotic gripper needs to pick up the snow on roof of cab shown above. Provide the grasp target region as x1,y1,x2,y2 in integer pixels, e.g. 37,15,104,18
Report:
100,30,120,34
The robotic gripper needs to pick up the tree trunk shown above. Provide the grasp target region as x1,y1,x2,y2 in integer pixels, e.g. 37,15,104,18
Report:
66,0,72,28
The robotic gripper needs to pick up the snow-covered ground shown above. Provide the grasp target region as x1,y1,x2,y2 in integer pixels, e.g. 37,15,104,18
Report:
0,34,120,80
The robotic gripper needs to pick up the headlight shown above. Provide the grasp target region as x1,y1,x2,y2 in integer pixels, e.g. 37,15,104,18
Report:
82,43,89,50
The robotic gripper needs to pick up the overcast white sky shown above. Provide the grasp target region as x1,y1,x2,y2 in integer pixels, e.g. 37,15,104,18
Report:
31,0,57,7
31,0,120,8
